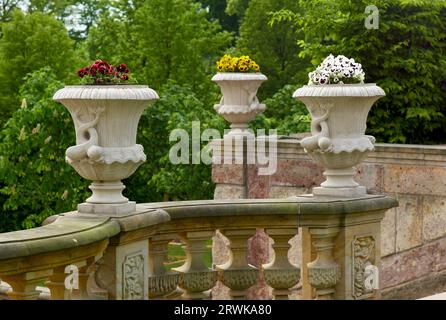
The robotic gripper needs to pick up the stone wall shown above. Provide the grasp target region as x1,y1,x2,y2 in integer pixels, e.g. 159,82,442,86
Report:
212,137,446,299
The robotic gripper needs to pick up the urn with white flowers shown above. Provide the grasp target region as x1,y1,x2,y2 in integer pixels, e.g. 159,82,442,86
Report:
293,54,385,197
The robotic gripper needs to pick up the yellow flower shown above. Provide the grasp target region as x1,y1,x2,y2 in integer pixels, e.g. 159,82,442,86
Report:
216,54,260,73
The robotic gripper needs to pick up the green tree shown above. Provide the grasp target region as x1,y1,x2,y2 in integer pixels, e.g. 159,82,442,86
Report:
250,84,310,135
85,0,232,95
125,81,225,203
226,0,250,18
200,0,240,33
131,0,232,92
237,0,307,99
0,10,77,124
0,0,19,22
0,68,89,232
83,12,126,63
272,0,446,144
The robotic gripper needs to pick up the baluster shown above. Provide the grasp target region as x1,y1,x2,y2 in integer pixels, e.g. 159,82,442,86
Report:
307,228,340,300
148,235,181,299
71,257,98,300
263,228,300,300
46,265,70,300
217,229,258,300
0,280,11,299
174,231,217,300
4,270,53,300
46,258,99,300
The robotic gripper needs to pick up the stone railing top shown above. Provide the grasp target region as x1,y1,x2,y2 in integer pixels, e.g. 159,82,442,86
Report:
53,85,159,101
0,207,169,261
0,215,120,261
0,196,397,264
140,195,397,219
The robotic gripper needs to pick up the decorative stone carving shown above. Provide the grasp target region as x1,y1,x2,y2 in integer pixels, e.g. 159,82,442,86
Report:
53,85,159,215
264,269,300,290
308,266,341,290
352,236,376,299
293,84,385,197
212,73,267,136
180,271,218,295
148,273,181,299
219,269,259,291
123,253,145,300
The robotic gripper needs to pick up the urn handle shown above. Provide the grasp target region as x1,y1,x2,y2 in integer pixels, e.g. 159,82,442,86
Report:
66,106,104,163
301,107,332,152
213,96,224,112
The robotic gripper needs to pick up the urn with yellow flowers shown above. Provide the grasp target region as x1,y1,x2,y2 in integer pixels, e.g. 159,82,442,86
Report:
212,55,267,136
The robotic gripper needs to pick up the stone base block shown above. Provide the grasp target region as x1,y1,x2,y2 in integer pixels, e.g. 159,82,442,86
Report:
78,201,136,216
313,186,366,198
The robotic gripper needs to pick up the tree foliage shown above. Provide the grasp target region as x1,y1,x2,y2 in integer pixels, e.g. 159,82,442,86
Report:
0,10,77,124
271,0,446,143
85,0,232,94
237,0,307,98
0,68,89,232
126,81,225,203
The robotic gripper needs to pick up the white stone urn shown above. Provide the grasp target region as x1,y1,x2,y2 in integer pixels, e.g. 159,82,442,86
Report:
53,85,159,215
293,84,385,197
212,73,267,136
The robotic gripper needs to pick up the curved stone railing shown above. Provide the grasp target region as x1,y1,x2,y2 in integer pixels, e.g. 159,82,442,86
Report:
0,196,397,300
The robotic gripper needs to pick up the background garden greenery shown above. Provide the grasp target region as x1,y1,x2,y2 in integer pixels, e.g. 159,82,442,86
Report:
0,0,445,231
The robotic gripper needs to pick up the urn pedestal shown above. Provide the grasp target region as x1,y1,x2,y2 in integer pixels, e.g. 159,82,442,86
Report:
212,73,267,136
293,84,385,197
53,85,159,215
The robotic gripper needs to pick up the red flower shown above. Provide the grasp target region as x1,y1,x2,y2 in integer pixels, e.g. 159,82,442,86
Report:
77,60,131,83
117,63,127,72
98,65,108,75
77,68,90,78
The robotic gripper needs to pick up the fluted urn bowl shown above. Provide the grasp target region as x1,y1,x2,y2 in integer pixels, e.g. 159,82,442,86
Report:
53,85,159,211
293,84,385,197
212,72,267,135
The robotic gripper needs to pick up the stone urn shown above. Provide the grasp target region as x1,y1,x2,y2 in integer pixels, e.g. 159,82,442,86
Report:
53,85,159,215
212,72,267,136
293,84,385,197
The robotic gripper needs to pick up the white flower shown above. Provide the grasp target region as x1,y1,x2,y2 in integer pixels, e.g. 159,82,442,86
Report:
308,54,365,85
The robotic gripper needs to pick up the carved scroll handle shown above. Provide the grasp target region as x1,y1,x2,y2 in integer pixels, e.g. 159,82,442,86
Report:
214,96,224,112
247,87,265,113
66,106,105,163
301,104,332,152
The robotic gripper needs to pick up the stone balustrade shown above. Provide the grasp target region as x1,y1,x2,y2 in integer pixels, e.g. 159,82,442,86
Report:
212,137,446,299
0,197,396,300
